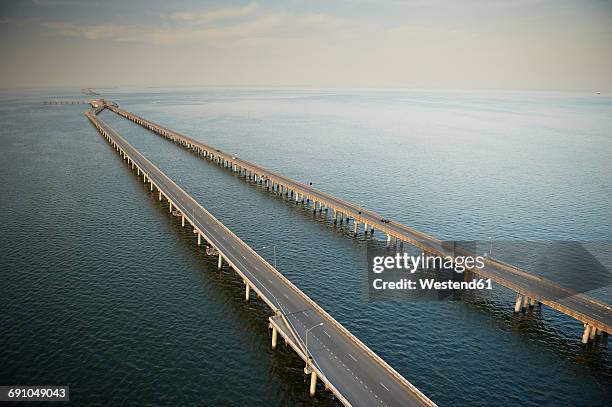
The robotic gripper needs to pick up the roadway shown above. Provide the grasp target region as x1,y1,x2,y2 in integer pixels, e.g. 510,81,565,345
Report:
86,107,436,407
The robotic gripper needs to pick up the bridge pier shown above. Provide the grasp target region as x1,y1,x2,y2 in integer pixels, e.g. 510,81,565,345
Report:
582,324,592,343
245,281,251,301
310,369,318,397
218,253,223,271
514,293,523,313
181,215,185,227
197,233,201,246
271,326,278,350
353,221,359,236
169,201,173,213
522,295,529,312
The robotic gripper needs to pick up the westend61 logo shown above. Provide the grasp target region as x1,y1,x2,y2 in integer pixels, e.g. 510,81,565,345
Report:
366,242,493,301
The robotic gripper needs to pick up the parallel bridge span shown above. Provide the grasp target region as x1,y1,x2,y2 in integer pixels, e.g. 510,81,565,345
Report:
105,104,611,344
86,106,436,407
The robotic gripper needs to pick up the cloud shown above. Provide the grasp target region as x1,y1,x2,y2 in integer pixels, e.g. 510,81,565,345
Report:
170,2,259,24
42,6,370,45
43,22,132,41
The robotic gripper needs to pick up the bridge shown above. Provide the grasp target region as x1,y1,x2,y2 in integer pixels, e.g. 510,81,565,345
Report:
105,104,611,345
86,105,437,407
44,99,86,105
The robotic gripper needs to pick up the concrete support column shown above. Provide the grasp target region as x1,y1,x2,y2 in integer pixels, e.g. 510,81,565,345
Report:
309,370,317,397
181,215,185,227
158,191,162,201
150,181,153,191
514,293,523,313
169,202,173,213
271,326,278,350
245,282,250,301
218,254,223,271
353,221,359,236
582,324,591,344
522,295,529,312
589,325,596,340
387,233,391,245
364,223,368,235
333,209,338,224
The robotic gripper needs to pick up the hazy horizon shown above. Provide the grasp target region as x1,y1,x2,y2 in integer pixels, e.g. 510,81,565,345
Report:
1,0,611,91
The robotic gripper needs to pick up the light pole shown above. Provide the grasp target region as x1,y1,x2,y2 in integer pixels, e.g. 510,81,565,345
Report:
262,245,277,268
305,322,324,361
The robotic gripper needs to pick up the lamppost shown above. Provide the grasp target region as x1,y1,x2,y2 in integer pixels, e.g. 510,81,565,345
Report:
262,245,277,268
305,322,324,361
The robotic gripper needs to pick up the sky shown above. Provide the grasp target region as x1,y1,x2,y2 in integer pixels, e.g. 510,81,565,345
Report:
1,0,611,90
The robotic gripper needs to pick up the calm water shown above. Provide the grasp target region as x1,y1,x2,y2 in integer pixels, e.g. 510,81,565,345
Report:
1,88,611,406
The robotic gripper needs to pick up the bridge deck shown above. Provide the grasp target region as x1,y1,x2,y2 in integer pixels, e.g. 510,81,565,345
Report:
86,107,436,407
106,105,611,336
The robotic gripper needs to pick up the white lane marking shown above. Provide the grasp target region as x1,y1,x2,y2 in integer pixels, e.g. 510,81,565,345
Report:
323,330,331,338
380,382,390,392
348,353,357,362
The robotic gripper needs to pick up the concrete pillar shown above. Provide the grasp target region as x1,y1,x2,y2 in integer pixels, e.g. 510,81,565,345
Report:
309,370,317,397
218,253,223,271
582,324,591,344
353,221,359,236
387,233,391,245
245,282,250,301
514,293,523,313
197,233,201,246
333,209,338,224
522,295,529,312
169,202,173,213
364,223,368,235
271,326,278,350
181,215,185,227
158,191,162,201
150,181,153,191
589,325,596,340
